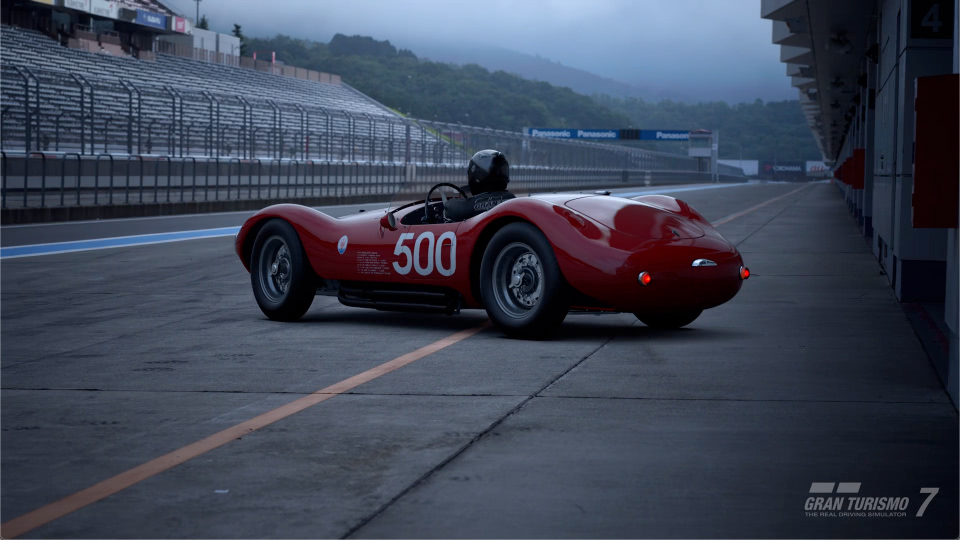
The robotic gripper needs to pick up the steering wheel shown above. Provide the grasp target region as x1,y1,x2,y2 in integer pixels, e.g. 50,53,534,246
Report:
424,182,469,223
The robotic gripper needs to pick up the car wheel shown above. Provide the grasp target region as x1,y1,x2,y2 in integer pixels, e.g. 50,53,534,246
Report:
250,219,316,321
634,309,702,329
480,222,568,339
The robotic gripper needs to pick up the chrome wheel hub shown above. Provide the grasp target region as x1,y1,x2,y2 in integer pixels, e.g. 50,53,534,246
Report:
258,237,292,302
271,245,291,293
492,242,544,318
508,253,543,308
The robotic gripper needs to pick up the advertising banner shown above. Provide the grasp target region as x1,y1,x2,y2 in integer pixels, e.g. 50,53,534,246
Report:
89,0,118,19
638,130,689,141
806,161,829,176
571,129,619,139
761,161,805,176
63,0,90,11
135,9,167,30
525,128,692,141
526,128,619,140
171,16,191,33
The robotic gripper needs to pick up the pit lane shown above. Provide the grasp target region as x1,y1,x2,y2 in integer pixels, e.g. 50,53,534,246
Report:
1,182,957,538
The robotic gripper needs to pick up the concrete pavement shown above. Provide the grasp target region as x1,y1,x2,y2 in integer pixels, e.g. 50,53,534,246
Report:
1,182,956,538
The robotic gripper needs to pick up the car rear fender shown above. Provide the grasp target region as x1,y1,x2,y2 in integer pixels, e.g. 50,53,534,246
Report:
465,198,620,303
236,204,337,274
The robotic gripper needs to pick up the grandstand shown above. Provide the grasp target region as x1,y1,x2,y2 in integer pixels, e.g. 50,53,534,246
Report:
0,24,427,162
1,26,386,114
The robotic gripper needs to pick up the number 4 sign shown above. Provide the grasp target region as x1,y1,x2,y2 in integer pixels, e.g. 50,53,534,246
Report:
911,0,954,39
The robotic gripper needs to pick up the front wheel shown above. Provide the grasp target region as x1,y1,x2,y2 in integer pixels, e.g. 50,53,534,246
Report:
634,310,702,329
250,219,317,321
480,223,568,339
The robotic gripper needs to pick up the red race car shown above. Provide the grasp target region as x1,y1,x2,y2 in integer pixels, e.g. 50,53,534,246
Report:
235,150,749,338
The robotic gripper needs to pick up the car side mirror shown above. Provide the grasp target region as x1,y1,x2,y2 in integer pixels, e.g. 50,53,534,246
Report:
380,212,397,231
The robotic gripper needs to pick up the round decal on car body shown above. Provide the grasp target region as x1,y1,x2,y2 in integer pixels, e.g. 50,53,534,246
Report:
337,235,348,254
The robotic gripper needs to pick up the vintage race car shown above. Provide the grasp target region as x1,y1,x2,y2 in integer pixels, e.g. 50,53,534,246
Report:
235,182,750,339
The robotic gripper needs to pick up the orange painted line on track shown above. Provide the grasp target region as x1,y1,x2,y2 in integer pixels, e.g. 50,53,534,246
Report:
1,322,490,539
712,184,811,226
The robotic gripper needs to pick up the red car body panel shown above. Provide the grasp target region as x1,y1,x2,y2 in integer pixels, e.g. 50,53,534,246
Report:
236,192,745,313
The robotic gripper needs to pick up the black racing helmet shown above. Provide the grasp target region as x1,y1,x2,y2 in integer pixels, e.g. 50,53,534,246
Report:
467,149,509,196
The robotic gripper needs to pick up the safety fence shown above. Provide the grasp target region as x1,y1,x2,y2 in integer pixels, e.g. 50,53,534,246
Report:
0,152,741,210
0,64,704,172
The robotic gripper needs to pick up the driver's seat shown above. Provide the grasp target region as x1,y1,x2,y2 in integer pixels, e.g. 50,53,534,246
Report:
444,190,515,222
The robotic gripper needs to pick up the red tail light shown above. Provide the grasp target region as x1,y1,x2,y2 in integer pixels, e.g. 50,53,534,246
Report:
740,266,750,280
639,272,652,285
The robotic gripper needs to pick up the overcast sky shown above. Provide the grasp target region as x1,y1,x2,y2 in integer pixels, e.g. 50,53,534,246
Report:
163,0,793,103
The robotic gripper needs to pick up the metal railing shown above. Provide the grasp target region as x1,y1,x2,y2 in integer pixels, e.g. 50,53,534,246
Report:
0,65,701,172
0,153,741,210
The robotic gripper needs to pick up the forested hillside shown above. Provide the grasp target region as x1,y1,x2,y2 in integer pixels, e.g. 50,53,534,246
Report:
405,40,660,101
245,33,821,161
594,96,821,161
247,34,629,131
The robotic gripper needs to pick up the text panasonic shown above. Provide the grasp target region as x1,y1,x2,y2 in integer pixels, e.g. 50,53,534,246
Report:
530,129,571,138
577,130,618,139
656,131,689,140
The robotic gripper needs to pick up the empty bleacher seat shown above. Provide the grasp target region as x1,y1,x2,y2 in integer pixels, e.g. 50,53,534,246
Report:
1,24,440,161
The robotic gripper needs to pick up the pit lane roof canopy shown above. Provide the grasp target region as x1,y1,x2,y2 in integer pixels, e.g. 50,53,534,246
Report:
761,0,877,165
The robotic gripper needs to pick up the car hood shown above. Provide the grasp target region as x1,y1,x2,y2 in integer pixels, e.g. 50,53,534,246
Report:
564,195,705,239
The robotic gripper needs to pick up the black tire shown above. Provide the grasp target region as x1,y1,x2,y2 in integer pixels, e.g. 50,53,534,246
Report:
480,222,568,339
634,309,702,329
250,219,317,322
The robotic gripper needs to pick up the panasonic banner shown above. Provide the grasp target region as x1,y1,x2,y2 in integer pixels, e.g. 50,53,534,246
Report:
526,128,620,140
640,130,689,141
526,128,691,141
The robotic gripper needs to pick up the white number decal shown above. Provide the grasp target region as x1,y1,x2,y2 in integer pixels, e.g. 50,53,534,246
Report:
392,232,415,275
392,231,456,276
921,4,943,33
413,232,435,276
436,232,457,276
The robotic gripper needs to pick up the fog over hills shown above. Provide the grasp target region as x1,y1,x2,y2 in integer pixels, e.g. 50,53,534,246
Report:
170,0,793,104
398,39,700,103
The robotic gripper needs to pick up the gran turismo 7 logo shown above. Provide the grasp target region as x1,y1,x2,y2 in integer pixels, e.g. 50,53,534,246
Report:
804,482,939,518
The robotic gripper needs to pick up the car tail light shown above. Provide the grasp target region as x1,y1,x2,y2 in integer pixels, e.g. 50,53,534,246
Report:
638,272,652,285
740,266,750,280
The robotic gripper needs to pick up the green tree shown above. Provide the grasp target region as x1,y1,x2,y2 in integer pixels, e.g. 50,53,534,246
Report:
232,23,246,56
197,15,209,30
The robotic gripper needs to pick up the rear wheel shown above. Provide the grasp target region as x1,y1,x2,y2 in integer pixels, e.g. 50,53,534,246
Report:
480,223,568,339
634,310,702,329
250,219,316,321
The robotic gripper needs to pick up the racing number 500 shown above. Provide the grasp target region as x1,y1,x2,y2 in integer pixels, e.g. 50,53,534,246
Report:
393,231,456,276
